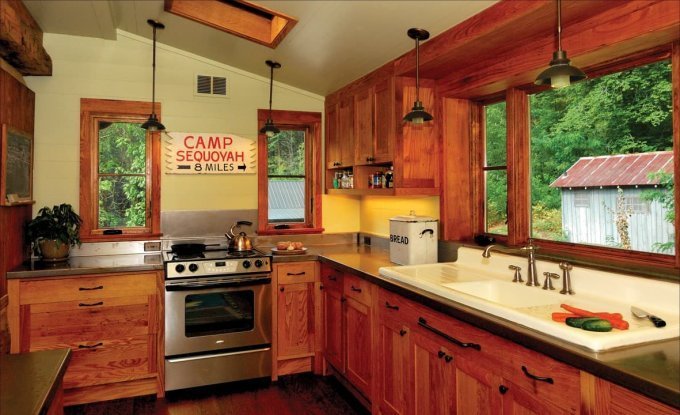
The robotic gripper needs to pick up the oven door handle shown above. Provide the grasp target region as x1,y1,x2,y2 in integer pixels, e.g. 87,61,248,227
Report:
165,276,271,291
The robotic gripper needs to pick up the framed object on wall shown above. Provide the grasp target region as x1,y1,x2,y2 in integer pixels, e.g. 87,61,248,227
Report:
1,124,33,206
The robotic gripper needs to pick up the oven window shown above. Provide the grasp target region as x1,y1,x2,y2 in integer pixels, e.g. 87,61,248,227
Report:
185,291,254,337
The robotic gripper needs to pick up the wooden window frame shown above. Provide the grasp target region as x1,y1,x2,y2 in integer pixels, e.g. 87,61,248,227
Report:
79,98,161,241
472,44,680,276
257,109,323,235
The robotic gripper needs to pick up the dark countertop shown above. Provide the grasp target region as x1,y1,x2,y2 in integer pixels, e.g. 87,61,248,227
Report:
6,244,678,408
271,243,680,409
0,348,71,415
7,253,163,279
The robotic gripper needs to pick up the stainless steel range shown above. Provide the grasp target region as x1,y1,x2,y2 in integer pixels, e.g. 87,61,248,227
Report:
163,243,272,391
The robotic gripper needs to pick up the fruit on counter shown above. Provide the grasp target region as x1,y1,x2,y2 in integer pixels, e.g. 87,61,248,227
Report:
565,317,613,332
560,304,629,330
275,241,304,250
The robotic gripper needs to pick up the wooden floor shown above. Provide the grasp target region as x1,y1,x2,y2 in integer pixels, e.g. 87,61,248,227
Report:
65,374,369,415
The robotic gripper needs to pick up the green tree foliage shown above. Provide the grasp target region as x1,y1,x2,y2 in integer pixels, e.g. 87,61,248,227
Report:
97,122,147,228
641,171,675,252
268,130,305,177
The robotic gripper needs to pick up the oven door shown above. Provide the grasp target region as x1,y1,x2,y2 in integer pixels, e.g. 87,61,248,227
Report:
164,275,271,357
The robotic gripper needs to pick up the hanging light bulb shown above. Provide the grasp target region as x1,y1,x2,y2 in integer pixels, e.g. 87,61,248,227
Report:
141,19,166,131
403,28,433,124
534,0,586,88
260,60,281,137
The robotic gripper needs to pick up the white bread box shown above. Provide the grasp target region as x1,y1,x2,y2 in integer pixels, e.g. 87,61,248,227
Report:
389,212,438,265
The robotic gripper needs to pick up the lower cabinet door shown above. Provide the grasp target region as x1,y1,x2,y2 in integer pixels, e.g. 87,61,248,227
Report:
376,317,409,415
410,331,456,415
501,380,574,415
277,282,314,358
345,296,372,398
454,356,504,415
323,287,345,372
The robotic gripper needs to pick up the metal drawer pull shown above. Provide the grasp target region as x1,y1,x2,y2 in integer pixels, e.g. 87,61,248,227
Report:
444,355,453,363
78,301,103,307
399,329,407,337
350,285,362,293
385,301,399,310
280,287,285,292
437,350,445,359
79,285,103,291
287,271,306,276
78,342,103,349
499,385,509,395
521,365,554,384
418,317,482,351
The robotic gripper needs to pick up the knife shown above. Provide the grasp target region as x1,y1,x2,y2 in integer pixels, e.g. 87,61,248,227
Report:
631,306,666,328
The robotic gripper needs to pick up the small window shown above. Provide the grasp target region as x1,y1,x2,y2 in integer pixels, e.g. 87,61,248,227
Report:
484,101,507,235
573,190,590,208
80,99,161,240
257,110,323,234
624,195,650,214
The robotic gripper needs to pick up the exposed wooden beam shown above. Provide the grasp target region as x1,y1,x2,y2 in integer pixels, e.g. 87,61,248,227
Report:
0,0,52,76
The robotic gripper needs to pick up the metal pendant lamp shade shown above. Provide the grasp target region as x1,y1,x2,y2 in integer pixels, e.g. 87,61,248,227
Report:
535,0,586,88
403,28,433,124
260,60,281,137
141,19,165,131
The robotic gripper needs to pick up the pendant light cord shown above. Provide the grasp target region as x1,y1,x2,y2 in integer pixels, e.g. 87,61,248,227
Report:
268,64,274,119
557,0,562,51
415,37,420,103
151,24,157,116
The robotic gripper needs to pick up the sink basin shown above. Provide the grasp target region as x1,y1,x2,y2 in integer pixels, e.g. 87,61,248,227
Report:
442,280,559,308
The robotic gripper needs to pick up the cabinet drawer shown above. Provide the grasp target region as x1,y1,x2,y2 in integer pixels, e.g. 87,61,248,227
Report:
28,298,152,350
63,335,154,389
501,342,581,414
19,273,157,304
277,262,317,285
321,265,344,292
343,274,372,305
378,288,417,322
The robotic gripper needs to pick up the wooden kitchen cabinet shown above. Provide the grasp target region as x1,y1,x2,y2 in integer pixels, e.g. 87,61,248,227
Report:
410,330,457,415
354,87,374,165
581,372,678,415
7,271,164,406
321,264,345,373
273,261,321,378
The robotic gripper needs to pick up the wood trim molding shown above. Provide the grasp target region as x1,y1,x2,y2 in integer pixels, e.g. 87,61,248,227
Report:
505,88,529,246
672,41,680,269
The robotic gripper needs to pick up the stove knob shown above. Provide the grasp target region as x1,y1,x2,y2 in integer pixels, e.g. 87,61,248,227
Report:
242,260,251,269
188,264,199,273
254,259,263,268
175,264,185,273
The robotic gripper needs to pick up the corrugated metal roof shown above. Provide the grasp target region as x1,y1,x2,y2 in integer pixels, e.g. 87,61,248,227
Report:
268,180,304,221
550,151,674,188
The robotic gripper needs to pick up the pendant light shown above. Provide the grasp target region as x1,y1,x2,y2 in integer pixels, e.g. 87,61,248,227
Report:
260,60,281,137
534,0,586,88
141,19,165,131
403,28,433,124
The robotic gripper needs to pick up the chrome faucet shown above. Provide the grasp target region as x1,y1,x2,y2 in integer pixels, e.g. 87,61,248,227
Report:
482,240,541,287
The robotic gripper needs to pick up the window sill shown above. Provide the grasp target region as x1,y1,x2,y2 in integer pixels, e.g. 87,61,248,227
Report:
257,227,324,236
80,232,163,243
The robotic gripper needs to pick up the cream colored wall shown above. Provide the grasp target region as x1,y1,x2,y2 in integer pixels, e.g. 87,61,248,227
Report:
360,196,440,237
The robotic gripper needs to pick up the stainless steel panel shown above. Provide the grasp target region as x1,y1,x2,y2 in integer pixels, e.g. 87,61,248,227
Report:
165,347,271,391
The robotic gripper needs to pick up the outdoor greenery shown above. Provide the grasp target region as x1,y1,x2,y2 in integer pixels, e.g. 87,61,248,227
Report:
485,60,674,251
267,129,305,177
97,121,147,228
26,203,82,255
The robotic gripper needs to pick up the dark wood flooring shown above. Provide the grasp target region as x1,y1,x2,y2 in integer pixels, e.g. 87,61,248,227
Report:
65,374,369,415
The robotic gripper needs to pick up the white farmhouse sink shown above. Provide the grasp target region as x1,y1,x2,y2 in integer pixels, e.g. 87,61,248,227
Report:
379,248,680,352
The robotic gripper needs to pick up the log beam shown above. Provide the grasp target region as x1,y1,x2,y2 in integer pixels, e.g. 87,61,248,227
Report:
0,0,52,75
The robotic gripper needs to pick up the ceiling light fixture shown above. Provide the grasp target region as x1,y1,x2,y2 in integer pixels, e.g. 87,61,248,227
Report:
260,60,281,137
403,28,433,124
141,19,166,131
534,0,586,89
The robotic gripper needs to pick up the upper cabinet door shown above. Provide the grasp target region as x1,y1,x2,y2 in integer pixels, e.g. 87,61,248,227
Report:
373,78,394,164
325,102,341,169
337,96,355,167
354,87,374,165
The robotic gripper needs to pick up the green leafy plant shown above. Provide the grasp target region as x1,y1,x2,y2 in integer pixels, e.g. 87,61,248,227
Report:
26,204,83,255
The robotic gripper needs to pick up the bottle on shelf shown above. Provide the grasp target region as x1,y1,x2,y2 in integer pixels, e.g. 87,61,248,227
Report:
341,171,349,189
348,172,354,189
385,166,394,188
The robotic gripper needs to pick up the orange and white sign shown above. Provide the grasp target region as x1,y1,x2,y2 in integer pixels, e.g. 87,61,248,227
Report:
164,132,256,174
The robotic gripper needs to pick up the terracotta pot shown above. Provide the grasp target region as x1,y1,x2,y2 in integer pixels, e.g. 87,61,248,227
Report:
38,239,70,262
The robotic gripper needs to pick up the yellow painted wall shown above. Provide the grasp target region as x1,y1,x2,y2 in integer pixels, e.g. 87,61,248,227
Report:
360,196,440,237
322,195,361,233
25,30,327,212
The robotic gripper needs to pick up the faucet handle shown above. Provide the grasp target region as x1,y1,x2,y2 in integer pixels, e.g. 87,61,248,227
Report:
542,272,559,290
559,262,573,271
559,262,574,295
508,265,523,283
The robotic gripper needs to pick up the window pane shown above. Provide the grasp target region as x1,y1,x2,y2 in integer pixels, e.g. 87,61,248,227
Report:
99,176,146,227
485,102,506,166
98,121,146,174
486,170,508,235
267,130,305,176
530,60,674,254
268,178,305,223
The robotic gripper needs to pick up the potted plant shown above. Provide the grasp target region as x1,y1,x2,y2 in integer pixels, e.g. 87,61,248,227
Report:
26,204,82,262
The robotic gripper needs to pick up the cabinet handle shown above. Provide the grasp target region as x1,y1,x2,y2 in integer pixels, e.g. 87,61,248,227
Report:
499,385,509,395
79,285,103,291
399,329,407,337
521,365,554,384
418,317,481,351
280,287,285,292
385,301,399,310
287,271,306,276
78,301,103,307
437,350,445,359
350,285,362,293
78,342,103,349
444,355,453,363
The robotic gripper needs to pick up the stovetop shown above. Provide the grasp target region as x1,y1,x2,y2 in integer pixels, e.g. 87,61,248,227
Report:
163,248,271,279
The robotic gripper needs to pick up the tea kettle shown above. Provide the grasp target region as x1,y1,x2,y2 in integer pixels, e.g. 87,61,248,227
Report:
226,220,253,251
